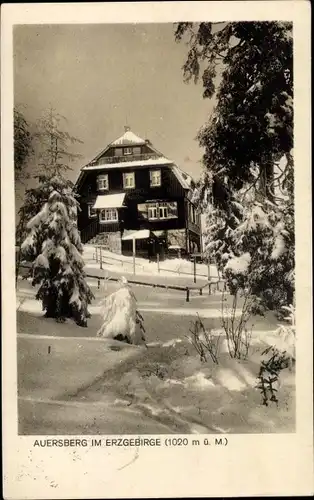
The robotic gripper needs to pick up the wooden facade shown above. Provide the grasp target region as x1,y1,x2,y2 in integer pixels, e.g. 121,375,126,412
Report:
75,127,201,258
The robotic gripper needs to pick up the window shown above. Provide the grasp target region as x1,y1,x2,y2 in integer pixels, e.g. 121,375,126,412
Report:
123,172,135,189
97,174,109,191
123,147,133,156
158,202,168,219
148,204,158,220
88,204,97,218
99,208,118,223
150,169,161,187
144,201,178,221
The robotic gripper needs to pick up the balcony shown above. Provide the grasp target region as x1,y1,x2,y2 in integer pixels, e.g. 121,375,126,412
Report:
92,153,161,166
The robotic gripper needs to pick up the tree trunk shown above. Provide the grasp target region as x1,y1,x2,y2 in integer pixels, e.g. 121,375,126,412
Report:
259,162,274,201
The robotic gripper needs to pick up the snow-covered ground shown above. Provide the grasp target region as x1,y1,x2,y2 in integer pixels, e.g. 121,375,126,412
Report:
83,244,219,281
16,278,295,434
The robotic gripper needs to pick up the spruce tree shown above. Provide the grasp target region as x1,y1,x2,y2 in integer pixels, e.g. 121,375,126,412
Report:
19,108,93,326
175,22,294,312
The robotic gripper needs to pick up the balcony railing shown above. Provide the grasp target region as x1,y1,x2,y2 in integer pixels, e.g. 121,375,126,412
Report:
92,153,161,166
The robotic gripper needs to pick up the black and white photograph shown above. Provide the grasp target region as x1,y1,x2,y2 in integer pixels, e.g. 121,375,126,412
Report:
2,1,312,498
13,17,298,436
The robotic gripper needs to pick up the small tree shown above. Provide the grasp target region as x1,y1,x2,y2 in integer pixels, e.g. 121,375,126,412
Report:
97,277,146,345
21,174,94,326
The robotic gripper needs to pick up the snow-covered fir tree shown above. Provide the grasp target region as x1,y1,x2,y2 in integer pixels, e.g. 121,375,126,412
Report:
19,108,93,326
175,21,294,312
21,174,94,326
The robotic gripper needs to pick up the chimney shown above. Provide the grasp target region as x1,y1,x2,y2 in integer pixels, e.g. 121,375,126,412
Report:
124,125,130,132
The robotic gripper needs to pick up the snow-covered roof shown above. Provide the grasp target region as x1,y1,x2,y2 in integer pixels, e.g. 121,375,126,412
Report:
122,229,150,241
111,130,146,146
171,165,193,190
168,245,184,250
93,193,126,209
82,157,173,171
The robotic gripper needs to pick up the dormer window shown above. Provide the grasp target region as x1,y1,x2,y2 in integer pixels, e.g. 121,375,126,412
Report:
123,147,133,156
97,174,109,191
150,169,161,187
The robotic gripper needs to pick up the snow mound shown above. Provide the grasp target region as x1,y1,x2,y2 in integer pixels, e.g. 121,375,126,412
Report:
183,372,216,389
97,280,146,345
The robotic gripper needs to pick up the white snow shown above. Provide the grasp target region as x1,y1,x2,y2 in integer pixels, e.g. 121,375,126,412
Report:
266,326,295,359
162,338,183,347
55,246,67,263
93,193,126,209
271,234,286,260
97,280,145,345
215,368,247,391
237,203,270,233
82,157,173,171
225,252,251,274
183,372,216,389
138,307,242,318
21,234,36,252
122,229,150,241
171,165,193,190
34,254,49,269
26,203,48,229
69,285,80,305
83,245,218,280
111,130,146,146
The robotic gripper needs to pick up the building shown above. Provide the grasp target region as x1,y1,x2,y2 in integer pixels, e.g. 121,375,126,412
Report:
75,126,201,259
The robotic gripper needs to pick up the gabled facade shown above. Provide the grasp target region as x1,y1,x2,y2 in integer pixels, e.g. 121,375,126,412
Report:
75,126,201,258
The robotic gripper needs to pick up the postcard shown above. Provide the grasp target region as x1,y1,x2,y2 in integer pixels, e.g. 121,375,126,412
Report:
1,1,313,498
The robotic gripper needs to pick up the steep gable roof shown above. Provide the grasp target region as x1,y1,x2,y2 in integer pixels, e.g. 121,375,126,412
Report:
74,126,196,193
171,165,193,190
89,126,158,164
111,129,146,146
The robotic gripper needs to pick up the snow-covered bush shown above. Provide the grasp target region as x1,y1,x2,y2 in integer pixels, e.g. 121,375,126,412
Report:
257,304,295,405
21,175,94,326
97,277,146,345
203,183,294,314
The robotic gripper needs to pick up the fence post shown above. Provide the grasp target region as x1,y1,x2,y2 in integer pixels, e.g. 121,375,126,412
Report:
98,278,100,289
157,253,160,273
208,282,211,295
186,287,190,302
132,237,136,275
100,246,103,270
200,287,203,296
193,256,197,284
207,259,211,281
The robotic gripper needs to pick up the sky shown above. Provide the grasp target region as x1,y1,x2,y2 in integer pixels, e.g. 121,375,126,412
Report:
14,23,216,188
